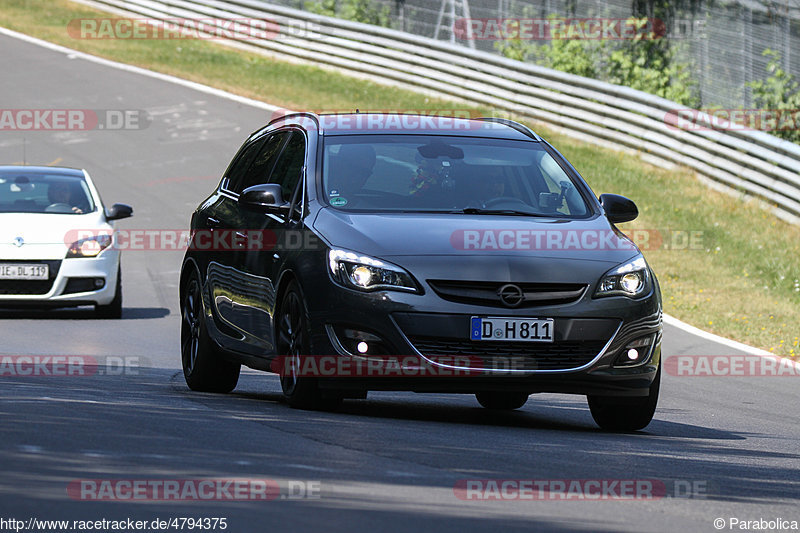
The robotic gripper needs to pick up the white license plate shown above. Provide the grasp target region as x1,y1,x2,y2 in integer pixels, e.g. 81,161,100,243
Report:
0,263,49,280
470,317,554,342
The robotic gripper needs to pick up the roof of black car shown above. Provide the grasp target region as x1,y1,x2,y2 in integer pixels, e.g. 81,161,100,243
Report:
313,114,538,140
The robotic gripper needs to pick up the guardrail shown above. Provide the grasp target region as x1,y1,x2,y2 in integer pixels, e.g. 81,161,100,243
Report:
84,0,800,224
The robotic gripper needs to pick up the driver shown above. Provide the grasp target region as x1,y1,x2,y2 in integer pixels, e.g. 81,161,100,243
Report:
48,182,83,213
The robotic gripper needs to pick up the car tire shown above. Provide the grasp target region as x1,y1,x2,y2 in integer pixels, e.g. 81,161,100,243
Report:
475,391,529,410
277,281,341,410
95,267,123,319
180,271,240,393
587,363,660,431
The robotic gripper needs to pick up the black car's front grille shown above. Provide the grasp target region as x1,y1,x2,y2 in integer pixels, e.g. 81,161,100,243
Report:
0,260,61,295
428,280,587,308
407,337,607,371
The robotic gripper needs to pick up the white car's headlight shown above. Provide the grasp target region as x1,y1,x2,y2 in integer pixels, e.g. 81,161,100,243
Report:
67,234,113,258
328,248,418,293
595,255,650,298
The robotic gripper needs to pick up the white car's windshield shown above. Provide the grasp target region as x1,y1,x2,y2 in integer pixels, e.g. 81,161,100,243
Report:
0,171,96,214
321,135,590,218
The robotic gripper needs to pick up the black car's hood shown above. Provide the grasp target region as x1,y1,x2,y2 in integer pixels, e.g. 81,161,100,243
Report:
313,208,640,268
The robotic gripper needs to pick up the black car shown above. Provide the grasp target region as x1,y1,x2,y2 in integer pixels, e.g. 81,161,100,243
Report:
180,113,662,430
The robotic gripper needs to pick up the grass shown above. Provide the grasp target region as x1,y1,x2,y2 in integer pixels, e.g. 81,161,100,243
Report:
1,0,798,357
567,144,800,358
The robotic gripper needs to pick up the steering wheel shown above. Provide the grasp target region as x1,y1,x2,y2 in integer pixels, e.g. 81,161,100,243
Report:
45,203,73,213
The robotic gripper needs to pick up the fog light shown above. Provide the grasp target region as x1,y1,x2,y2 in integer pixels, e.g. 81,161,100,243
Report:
328,326,390,357
614,335,656,367
63,277,105,294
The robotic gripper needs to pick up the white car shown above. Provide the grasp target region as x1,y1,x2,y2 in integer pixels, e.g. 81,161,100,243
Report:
0,166,132,318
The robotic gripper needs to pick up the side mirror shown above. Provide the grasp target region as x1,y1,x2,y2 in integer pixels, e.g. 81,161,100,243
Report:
599,194,638,224
106,203,133,221
239,184,288,213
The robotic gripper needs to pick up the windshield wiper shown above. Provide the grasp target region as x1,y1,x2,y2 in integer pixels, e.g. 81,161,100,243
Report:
386,208,560,217
458,207,556,217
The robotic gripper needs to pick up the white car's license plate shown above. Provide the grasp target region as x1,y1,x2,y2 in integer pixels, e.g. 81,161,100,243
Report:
0,263,49,280
470,317,554,342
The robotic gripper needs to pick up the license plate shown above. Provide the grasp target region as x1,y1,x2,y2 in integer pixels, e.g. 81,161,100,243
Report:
0,263,49,280
470,317,554,342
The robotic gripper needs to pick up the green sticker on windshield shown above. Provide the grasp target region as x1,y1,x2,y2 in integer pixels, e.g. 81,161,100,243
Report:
330,196,348,206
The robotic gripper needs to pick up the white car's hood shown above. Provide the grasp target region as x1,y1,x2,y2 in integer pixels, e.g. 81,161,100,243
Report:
0,211,110,260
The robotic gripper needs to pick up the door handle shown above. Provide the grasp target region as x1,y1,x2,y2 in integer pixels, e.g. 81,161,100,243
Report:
206,217,222,229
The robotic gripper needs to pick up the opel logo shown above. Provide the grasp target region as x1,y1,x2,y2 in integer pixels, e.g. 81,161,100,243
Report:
498,284,524,307
12,236,24,247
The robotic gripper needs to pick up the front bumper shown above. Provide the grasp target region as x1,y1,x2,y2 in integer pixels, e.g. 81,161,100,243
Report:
300,271,662,397
0,250,120,307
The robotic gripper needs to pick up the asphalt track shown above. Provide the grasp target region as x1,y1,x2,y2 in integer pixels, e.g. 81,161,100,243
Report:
0,31,799,533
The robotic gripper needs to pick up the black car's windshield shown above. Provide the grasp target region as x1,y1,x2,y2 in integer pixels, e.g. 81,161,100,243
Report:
321,135,590,217
0,171,96,214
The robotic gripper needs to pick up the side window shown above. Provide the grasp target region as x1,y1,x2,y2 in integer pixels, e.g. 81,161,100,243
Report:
224,138,264,194
238,132,289,193
269,132,306,202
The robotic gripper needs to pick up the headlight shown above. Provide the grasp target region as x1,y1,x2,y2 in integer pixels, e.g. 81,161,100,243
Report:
328,248,418,293
595,255,650,298
67,234,113,258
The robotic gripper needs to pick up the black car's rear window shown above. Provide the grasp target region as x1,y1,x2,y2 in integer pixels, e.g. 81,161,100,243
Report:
321,135,590,217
